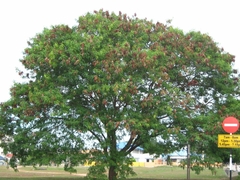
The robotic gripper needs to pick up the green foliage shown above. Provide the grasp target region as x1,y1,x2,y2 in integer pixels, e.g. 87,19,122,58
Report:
191,165,204,175
179,155,223,175
0,9,239,180
86,165,108,180
63,156,79,174
166,155,172,166
9,156,19,172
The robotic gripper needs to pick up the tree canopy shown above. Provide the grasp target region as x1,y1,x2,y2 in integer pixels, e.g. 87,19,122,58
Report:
0,10,239,180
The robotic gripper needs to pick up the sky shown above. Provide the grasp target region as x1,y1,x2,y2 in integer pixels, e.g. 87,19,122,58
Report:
0,0,239,103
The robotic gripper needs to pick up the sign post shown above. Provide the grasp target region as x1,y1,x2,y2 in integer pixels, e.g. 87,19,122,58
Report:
187,144,190,180
220,116,239,180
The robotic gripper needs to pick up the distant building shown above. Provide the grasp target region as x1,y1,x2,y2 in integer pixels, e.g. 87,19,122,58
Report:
164,149,187,165
117,142,158,163
0,144,6,165
0,142,4,156
0,138,14,161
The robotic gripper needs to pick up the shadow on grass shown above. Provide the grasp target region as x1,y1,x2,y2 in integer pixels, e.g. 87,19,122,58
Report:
0,179,232,180
0,178,84,180
130,178,239,180
0,176,236,180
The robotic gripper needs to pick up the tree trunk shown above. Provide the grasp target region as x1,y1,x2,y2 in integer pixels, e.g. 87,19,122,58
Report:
108,129,117,180
109,166,117,180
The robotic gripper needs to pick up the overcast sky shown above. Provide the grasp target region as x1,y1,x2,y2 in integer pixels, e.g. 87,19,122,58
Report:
0,0,239,103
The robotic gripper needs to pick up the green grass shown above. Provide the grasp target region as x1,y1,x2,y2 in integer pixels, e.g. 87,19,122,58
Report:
130,166,230,179
0,165,84,180
0,165,238,180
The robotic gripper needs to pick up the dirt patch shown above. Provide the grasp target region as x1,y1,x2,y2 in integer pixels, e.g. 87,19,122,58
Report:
0,166,86,178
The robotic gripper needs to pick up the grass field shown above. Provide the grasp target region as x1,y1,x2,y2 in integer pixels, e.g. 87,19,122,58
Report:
0,165,238,180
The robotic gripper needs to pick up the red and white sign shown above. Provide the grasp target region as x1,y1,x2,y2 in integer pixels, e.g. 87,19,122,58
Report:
222,116,239,134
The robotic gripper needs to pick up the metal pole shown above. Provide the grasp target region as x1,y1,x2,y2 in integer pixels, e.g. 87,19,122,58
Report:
230,149,232,180
187,144,190,180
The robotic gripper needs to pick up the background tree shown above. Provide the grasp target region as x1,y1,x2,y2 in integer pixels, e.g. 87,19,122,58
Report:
0,10,238,180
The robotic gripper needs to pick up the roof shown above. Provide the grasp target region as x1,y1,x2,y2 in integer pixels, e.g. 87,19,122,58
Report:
163,149,202,160
168,149,187,157
117,142,143,151
0,156,6,161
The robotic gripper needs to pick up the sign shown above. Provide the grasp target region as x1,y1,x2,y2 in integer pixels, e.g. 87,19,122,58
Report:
222,117,239,134
218,134,240,148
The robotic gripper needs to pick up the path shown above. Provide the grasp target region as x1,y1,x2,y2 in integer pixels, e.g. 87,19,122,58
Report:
18,167,86,177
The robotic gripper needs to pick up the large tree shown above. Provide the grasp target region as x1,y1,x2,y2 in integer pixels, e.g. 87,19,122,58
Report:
0,10,238,179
